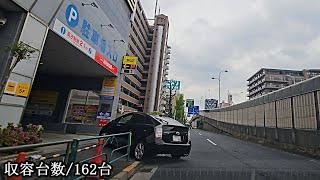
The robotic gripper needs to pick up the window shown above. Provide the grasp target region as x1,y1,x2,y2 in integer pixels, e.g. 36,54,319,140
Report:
118,114,133,123
128,114,146,124
145,116,157,125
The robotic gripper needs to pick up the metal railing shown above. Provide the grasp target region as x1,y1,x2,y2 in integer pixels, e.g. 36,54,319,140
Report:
0,132,132,179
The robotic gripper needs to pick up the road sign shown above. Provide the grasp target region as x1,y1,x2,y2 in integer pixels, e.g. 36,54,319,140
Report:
164,80,180,91
122,56,137,74
188,106,199,115
194,106,199,114
186,99,194,107
205,99,218,110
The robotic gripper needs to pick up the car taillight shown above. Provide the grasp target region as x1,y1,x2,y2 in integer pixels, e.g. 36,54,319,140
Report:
188,130,191,141
155,126,162,139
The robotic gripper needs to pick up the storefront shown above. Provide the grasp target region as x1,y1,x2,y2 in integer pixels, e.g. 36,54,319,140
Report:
0,0,133,134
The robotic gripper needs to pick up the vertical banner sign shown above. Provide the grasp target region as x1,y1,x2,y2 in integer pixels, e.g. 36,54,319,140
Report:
122,56,137,74
101,77,117,96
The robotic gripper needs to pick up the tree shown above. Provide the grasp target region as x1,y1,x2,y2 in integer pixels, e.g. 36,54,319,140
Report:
0,42,35,98
175,95,184,123
167,80,179,118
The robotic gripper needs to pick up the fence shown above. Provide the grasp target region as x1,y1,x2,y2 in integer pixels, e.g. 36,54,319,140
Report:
198,76,320,148
0,132,131,179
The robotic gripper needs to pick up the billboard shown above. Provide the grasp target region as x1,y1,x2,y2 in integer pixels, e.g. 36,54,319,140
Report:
186,99,194,107
122,56,137,74
205,99,218,110
164,80,180,91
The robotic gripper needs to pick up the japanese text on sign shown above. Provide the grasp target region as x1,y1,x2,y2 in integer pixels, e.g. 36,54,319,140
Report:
4,161,112,177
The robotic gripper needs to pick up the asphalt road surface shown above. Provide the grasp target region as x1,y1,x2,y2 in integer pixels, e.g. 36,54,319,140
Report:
134,129,320,180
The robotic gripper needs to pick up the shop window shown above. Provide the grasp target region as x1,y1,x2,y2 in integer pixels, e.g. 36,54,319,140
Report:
64,90,100,125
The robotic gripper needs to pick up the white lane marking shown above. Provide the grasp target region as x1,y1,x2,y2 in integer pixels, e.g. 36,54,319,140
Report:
206,139,217,146
198,133,202,135
309,159,318,163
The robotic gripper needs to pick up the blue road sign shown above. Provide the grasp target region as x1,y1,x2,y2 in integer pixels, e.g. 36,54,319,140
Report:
188,106,200,115
194,106,199,114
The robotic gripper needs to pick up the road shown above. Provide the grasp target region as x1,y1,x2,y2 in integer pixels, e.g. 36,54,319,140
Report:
132,129,320,180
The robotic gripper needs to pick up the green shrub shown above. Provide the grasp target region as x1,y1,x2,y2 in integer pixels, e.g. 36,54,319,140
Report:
0,123,44,147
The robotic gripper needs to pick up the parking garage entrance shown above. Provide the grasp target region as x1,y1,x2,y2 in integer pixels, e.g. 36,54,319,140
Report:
22,30,120,134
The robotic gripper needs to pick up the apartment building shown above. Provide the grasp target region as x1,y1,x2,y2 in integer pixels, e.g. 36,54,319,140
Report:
247,68,320,99
119,1,170,113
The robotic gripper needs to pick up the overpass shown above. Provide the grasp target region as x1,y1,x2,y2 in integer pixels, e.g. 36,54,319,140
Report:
192,76,320,154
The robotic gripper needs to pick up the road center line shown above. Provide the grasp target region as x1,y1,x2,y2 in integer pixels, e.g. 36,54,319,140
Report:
206,139,217,146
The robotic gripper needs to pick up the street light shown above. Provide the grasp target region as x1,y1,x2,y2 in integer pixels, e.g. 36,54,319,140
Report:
212,70,228,108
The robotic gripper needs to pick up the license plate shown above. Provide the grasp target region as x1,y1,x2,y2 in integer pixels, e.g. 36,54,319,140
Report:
172,135,181,142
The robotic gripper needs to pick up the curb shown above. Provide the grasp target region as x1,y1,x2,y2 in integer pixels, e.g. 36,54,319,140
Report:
0,150,43,163
110,161,142,180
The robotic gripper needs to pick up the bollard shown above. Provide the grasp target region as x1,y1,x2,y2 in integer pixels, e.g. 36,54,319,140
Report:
91,138,103,165
7,152,26,180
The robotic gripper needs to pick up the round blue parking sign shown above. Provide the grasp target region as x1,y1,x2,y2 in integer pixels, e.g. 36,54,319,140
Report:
65,4,79,28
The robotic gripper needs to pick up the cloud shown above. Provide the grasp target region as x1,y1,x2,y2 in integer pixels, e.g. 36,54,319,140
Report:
140,0,320,109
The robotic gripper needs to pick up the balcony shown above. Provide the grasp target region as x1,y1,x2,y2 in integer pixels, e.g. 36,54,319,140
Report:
248,78,266,91
166,55,171,59
163,71,169,76
163,65,169,71
167,49,171,54
164,59,169,65
247,72,266,86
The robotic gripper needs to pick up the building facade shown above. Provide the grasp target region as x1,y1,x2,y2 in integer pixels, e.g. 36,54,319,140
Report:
119,1,170,113
0,0,134,133
247,68,320,99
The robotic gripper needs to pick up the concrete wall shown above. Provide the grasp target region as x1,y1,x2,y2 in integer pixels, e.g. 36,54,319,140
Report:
198,76,320,149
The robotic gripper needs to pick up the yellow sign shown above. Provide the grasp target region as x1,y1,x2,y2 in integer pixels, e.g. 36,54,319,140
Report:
15,82,30,97
123,56,137,65
103,77,117,88
101,77,117,96
5,81,17,95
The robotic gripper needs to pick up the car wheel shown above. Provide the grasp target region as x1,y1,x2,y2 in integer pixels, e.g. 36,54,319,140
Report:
134,142,145,160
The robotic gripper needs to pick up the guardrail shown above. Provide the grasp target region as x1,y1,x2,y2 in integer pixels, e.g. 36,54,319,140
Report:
0,132,131,180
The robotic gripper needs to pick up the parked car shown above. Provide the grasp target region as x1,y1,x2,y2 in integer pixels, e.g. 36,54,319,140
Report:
99,112,191,160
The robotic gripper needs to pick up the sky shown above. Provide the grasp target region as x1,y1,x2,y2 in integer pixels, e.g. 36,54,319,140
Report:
140,0,320,109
